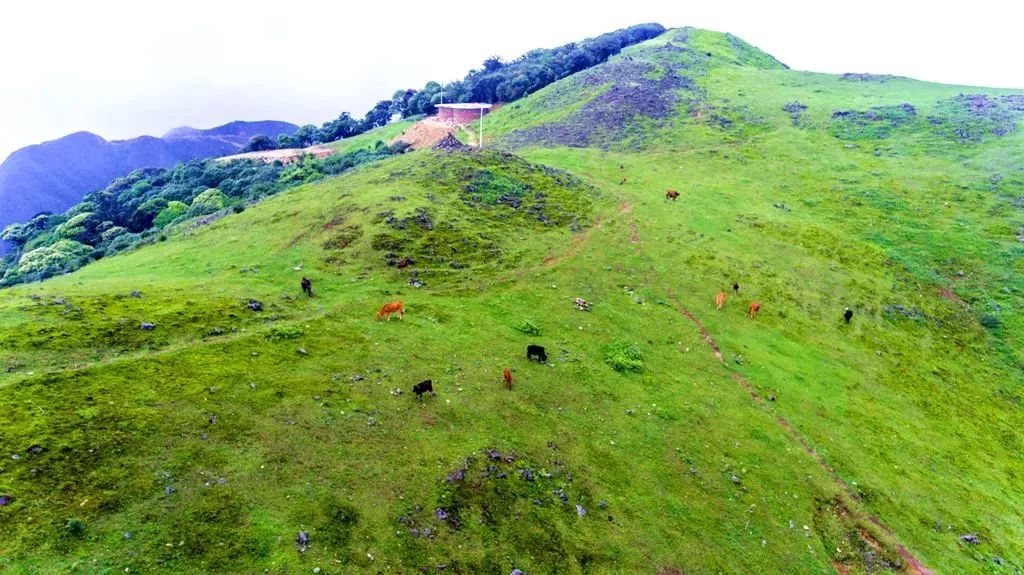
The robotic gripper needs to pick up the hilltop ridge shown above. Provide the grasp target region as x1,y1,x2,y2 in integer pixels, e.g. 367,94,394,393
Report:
1,26,1023,574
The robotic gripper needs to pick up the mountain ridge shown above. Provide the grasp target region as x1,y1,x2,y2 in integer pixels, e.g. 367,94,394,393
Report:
1,26,1023,574
0,120,298,250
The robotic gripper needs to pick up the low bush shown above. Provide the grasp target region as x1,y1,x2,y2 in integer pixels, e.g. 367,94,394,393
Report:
604,340,644,373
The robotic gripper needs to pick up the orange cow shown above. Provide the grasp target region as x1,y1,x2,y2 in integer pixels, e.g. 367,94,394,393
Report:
749,301,761,318
376,301,405,320
665,189,680,201
715,291,727,310
503,368,513,390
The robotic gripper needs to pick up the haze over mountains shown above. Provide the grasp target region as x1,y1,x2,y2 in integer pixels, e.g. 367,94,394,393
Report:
0,120,297,248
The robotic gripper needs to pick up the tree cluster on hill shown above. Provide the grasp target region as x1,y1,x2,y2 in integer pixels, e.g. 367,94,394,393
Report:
241,23,665,153
424,23,665,106
0,142,409,285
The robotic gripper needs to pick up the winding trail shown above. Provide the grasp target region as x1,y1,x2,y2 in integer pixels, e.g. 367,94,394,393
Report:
670,298,933,575
620,202,643,251
539,201,631,269
672,301,724,363
541,214,604,269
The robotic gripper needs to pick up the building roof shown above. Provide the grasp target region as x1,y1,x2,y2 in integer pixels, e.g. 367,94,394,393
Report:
435,103,492,110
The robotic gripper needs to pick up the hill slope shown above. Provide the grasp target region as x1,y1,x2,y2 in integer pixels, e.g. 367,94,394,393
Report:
1,28,1023,574
0,120,298,247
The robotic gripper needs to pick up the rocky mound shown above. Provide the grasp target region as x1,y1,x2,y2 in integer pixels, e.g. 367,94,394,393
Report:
432,133,465,151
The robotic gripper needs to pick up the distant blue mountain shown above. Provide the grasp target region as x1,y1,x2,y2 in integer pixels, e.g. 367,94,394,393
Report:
0,120,298,249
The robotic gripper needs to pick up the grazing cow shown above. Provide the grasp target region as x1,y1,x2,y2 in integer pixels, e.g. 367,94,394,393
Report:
412,379,434,400
376,301,405,320
396,257,414,269
843,307,853,323
503,368,513,390
749,301,761,319
715,291,727,310
665,189,680,201
733,282,740,293
301,277,314,297
526,345,547,363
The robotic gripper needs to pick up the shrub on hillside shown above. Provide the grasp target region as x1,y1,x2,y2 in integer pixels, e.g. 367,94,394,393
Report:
16,239,93,275
604,340,645,373
980,314,1001,330
513,319,542,336
830,103,917,139
266,325,304,341
154,201,188,228
189,188,226,216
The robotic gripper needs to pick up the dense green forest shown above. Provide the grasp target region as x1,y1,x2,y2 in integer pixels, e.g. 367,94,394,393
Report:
0,143,408,285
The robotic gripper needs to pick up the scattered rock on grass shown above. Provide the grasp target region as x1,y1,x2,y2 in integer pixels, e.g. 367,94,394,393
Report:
840,73,895,83
0,494,13,506
782,101,807,125
140,322,156,331
247,300,263,312
960,533,980,544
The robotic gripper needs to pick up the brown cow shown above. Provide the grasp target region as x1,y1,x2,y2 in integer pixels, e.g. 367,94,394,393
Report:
376,301,405,320
503,368,513,390
715,291,727,310
749,301,761,318
665,190,680,201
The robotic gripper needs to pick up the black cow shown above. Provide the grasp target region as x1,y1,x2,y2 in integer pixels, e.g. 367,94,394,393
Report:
527,345,547,363
732,282,740,293
843,307,853,323
412,379,434,400
301,277,314,297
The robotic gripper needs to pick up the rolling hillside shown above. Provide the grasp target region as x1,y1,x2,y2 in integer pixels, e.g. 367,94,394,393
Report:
0,120,298,248
1,27,1023,574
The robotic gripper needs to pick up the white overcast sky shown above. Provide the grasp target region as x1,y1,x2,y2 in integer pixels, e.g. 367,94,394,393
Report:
1,0,1021,161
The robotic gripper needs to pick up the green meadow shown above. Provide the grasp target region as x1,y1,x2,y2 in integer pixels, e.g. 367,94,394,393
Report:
1,27,1022,574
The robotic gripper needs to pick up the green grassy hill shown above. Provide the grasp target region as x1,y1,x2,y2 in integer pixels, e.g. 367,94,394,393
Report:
2,27,1023,574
